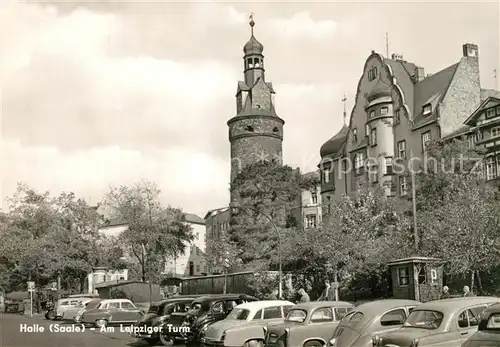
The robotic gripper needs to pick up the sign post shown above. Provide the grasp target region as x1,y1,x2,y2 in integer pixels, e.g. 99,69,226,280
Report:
27,281,35,316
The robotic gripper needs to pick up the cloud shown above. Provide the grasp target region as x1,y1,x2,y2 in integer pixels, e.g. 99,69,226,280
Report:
267,12,337,39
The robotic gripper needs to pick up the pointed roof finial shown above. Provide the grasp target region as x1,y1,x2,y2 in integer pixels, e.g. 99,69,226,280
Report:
249,13,255,35
342,93,347,125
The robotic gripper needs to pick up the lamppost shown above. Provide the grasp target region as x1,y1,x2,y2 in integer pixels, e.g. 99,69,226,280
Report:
212,205,283,298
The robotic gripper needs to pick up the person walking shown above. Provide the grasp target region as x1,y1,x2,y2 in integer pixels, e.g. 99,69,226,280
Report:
463,286,474,297
440,286,451,299
318,280,335,301
297,289,310,303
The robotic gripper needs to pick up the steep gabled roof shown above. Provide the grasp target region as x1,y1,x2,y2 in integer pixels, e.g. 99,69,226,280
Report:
320,125,349,158
184,213,205,225
412,63,459,128
464,96,500,126
481,89,500,102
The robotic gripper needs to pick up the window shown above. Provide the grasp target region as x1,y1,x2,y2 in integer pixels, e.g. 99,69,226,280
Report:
254,58,261,68
408,307,416,313
69,300,80,305
405,310,443,329
255,104,261,109
486,157,496,180
352,128,358,142
253,309,262,320
226,308,250,320
196,265,200,273
384,157,393,175
370,110,375,118
398,266,410,286
380,309,406,326
458,309,480,328
335,307,350,320
263,306,282,319
368,67,378,81
108,302,120,309
354,153,364,170
349,312,364,321
368,164,378,183
245,125,254,132
323,168,330,183
283,305,293,316
398,141,406,159
326,196,331,214
305,214,317,228
286,309,307,323
311,307,334,323
497,106,500,115
486,109,496,119
466,135,475,148
370,127,377,146
394,109,401,124
491,126,500,138
399,176,408,196
311,191,318,204
486,313,500,329
421,131,431,152
365,124,370,136
273,126,279,132
59,301,69,306
121,302,136,309
422,104,432,116
247,58,254,68
381,107,389,115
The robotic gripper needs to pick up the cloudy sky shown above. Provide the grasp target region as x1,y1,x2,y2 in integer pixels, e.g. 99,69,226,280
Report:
1,0,499,217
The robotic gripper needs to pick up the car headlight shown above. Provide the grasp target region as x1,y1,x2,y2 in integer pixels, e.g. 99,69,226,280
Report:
284,328,290,336
263,326,268,336
221,333,226,341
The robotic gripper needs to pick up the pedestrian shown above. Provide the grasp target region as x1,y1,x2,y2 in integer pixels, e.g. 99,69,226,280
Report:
440,286,451,299
238,294,248,304
266,290,278,300
463,286,474,297
318,280,335,301
297,288,310,303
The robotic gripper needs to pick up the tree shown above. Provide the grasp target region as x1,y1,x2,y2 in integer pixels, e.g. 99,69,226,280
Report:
229,162,318,269
206,234,243,293
103,180,193,283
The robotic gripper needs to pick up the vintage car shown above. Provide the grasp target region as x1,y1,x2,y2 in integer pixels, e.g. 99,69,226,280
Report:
77,298,144,328
159,294,258,346
374,297,500,347
130,296,199,345
265,301,355,347
60,298,93,321
201,300,295,347
53,297,90,320
328,299,420,347
461,302,500,347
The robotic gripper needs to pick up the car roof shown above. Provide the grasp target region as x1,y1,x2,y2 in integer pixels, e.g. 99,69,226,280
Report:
151,298,198,306
413,297,500,314
193,294,258,304
483,302,500,315
355,299,421,314
101,298,132,303
293,301,353,310
235,300,295,312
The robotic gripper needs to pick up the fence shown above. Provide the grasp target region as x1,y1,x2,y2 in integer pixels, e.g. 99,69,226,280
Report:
180,272,255,295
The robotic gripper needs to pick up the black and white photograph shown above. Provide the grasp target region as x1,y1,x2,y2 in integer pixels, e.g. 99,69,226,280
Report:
1,0,500,346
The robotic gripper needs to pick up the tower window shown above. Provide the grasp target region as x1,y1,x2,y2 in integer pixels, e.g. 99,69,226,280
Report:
273,127,279,133
254,58,261,68
248,58,254,69
245,125,254,132
256,104,261,109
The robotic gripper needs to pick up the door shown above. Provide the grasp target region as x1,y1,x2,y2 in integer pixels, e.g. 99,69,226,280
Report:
457,308,482,342
107,301,123,322
262,306,284,324
373,308,407,336
308,307,336,342
120,301,140,321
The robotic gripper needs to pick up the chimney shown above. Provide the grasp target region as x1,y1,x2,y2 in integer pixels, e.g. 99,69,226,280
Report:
462,43,478,58
391,53,403,61
413,66,425,82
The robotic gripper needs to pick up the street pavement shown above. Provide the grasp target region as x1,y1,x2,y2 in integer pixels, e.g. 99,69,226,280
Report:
0,312,151,347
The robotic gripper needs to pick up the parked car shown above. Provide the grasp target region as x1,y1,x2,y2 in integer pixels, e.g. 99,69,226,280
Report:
202,300,295,347
130,297,199,345
74,299,102,322
77,298,144,328
159,294,258,346
265,301,355,347
328,299,420,347
461,302,500,347
61,299,93,322
53,297,89,320
374,297,500,347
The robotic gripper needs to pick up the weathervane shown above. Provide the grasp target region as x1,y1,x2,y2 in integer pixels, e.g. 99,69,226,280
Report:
249,13,255,35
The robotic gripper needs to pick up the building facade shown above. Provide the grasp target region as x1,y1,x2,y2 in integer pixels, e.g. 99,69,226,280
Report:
204,208,231,274
290,171,322,229
319,43,499,208
228,18,285,203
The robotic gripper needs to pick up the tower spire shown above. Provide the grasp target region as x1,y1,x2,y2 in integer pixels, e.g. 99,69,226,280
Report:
249,13,255,36
342,93,347,125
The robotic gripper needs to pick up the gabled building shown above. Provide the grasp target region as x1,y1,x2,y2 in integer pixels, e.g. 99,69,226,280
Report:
319,43,499,207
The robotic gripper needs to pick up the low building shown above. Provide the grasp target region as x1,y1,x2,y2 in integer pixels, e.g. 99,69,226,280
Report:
204,208,231,274
87,267,129,294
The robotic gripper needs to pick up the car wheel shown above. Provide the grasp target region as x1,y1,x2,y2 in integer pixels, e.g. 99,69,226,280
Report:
245,340,264,347
95,319,108,328
304,341,324,347
159,333,174,347
46,311,55,320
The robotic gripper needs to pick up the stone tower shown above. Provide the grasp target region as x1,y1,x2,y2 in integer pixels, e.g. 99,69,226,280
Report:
228,16,284,202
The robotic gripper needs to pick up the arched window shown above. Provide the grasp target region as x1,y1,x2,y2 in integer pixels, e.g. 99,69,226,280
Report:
254,58,261,68
248,58,254,68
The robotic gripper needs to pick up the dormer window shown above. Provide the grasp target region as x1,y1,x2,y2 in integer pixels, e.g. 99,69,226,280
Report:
486,108,495,119
368,67,378,81
273,127,279,133
422,104,432,116
352,128,358,142
245,125,254,132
